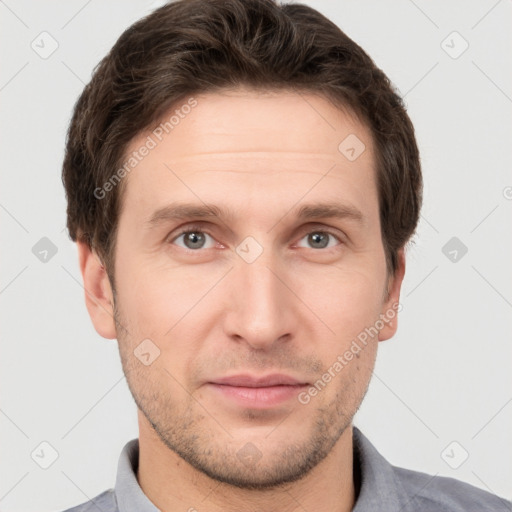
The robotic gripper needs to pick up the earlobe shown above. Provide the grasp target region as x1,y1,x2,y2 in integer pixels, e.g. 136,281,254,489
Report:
378,248,406,342
77,240,117,340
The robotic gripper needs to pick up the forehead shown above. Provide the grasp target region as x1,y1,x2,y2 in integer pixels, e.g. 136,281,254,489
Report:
147,88,370,157
119,88,377,223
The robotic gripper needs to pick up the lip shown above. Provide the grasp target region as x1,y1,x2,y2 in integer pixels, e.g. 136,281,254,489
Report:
206,374,309,409
210,373,307,387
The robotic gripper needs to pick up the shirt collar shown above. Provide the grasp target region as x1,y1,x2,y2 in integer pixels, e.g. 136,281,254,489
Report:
352,426,415,512
115,426,414,512
115,439,159,512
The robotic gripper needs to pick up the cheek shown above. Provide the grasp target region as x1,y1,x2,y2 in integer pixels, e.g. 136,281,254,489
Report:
114,259,219,369
296,263,387,344
115,252,196,325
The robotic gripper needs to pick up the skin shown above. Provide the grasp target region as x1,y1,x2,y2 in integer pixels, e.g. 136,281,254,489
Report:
78,88,405,512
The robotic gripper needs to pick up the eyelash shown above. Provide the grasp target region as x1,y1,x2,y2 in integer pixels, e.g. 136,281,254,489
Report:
169,224,344,252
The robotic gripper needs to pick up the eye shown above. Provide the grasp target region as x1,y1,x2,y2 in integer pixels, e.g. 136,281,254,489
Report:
296,230,341,250
172,229,216,250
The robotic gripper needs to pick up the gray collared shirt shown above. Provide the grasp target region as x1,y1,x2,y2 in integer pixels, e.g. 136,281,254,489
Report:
61,427,510,512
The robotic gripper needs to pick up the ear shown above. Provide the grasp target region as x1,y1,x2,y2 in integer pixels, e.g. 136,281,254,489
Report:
378,248,406,342
77,240,117,339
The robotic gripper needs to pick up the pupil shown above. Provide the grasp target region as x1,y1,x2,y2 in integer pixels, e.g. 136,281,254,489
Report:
185,232,205,249
309,232,328,249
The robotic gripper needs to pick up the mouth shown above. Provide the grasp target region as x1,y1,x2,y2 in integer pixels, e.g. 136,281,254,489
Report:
206,373,309,408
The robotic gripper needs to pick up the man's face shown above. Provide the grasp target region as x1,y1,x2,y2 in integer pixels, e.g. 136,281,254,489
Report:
99,89,403,488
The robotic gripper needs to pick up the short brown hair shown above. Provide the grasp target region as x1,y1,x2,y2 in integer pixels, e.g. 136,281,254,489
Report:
62,0,422,285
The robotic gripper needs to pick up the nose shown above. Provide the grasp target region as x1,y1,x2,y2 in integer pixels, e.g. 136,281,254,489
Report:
222,253,297,351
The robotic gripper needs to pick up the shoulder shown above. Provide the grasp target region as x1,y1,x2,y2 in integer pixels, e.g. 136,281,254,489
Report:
392,465,511,512
352,427,510,512
59,489,117,512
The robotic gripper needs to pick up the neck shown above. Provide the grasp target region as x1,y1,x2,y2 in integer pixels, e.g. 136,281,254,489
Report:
136,414,356,512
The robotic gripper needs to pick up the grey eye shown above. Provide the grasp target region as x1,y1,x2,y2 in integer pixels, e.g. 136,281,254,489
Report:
297,231,340,250
173,231,215,250
308,232,329,249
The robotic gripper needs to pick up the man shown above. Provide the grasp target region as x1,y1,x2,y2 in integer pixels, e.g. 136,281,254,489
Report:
60,0,510,510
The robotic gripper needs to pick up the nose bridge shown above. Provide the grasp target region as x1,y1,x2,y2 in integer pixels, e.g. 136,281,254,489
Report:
226,246,292,348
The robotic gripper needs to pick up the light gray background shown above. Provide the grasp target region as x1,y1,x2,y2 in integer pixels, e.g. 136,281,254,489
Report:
1,1,511,511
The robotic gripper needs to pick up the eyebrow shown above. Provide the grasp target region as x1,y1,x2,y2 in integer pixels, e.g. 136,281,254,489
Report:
146,203,228,228
296,203,364,223
145,201,365,229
